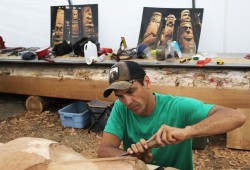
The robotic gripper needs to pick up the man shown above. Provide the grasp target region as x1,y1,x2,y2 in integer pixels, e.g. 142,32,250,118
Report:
97,61,246,169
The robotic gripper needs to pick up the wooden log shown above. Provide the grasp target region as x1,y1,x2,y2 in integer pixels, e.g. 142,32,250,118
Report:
226,108,250,150
0,137,86,170
25,95,56,113
47,157,149,170
49,143,86,162
0,137,175,170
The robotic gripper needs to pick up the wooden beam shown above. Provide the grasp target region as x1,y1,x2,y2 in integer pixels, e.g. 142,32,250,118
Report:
0,76,250,108
227,108,250,150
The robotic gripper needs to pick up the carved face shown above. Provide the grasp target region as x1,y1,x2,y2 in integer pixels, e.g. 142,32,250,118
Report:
160,14,176,45
72,9,78,21
54,23,63,38
179,22,195,53
82,6,95,37
150,12,162,25
53,9,64,45
180,10,191,23
166,14,176,27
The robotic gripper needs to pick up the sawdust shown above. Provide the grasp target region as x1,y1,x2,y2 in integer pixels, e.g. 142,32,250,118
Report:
0,95,249,169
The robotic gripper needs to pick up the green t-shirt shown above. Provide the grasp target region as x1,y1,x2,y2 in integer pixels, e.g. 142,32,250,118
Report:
104,93,214,170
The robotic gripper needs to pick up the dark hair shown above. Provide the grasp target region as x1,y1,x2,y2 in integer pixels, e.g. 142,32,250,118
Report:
135,77,145,86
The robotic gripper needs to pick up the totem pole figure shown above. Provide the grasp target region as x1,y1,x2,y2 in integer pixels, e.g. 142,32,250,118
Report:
71,8,79,38
82,6,96,39
178,21,196,54
142,12,162,46
178,9,196,54
180,9,191,23
160,14,176,46
53,8,65,45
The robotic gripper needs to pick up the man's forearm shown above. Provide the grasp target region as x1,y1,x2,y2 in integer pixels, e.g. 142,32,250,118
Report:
184,107,246,139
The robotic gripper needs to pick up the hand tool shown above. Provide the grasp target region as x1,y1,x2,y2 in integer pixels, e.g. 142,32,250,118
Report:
196,57,211,67
180,57,191,63
118,139,158,157
0,47,25,54
216,59,224,65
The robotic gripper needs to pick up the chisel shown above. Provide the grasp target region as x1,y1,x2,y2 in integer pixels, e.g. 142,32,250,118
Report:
118,139,158,157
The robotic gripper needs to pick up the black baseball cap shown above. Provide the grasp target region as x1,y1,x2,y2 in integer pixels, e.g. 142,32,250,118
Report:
103,61,146,98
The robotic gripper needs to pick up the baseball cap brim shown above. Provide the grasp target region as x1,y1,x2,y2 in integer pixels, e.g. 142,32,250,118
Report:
103,81,132,98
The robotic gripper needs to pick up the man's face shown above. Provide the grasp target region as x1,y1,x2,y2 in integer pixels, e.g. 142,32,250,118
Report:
114,80,149,116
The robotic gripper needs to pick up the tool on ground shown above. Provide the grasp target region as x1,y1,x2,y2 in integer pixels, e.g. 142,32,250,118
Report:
196,57,211,67
118,139,158,157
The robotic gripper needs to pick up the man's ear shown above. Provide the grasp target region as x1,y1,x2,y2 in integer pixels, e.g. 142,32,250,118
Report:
144,76,151,88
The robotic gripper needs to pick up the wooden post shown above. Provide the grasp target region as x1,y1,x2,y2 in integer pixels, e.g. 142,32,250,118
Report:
25,96,55,113
226,108,250,150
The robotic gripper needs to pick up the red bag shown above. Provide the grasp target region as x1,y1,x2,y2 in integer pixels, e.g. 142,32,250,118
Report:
0,36,5,49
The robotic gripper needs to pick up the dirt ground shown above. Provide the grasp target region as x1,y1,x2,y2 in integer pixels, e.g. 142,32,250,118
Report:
0,93,249,170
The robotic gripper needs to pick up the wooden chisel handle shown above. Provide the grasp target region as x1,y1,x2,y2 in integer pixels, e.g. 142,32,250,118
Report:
118,139,158,157
146,139,158,149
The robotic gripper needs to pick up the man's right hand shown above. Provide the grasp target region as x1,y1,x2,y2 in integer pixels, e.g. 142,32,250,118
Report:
148,124,188,146
126,139,154,163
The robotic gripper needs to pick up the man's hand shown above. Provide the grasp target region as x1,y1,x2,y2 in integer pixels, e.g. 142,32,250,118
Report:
148,124,188,147
126,139,153,163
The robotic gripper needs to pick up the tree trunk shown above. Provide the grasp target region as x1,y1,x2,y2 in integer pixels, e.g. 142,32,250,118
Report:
25,96,56,113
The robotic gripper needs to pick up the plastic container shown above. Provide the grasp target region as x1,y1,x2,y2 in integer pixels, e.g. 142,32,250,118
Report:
164,40,174,62
84,41,98,58
58,101,90,128
171,41,182,58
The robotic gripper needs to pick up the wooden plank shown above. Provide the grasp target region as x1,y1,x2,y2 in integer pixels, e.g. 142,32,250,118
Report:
226,109,250,150
151,85,250,108
0,76,110,101
0,76,250,108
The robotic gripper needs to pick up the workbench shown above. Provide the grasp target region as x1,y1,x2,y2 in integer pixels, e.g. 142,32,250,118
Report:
0,52,250,107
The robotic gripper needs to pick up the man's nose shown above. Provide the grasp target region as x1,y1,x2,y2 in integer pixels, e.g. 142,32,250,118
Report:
123,95,133,106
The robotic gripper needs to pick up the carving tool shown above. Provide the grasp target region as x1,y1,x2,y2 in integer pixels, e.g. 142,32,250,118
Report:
216,59,224,65
118,139,158,157
196,57,211,67
180,57,192,63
